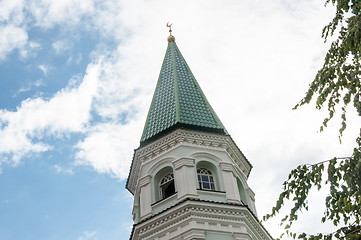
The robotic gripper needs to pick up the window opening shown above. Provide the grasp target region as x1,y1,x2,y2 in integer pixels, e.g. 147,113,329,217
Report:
159,173,175,199
197,168,215,190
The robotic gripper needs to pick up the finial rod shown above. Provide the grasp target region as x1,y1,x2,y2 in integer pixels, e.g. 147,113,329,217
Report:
166,22,175,42
166,22,173,35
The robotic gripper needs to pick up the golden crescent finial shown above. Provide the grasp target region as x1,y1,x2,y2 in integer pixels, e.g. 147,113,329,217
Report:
166,22,172,35
166,22,175,42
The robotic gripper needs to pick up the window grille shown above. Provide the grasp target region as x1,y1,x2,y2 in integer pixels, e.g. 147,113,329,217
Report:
159,173,175,199
197,168,215,190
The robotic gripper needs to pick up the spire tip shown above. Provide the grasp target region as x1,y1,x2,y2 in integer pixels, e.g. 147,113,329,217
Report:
166,22,175,42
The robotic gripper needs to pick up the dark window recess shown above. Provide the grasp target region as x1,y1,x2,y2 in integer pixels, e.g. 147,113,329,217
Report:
160,173,175,199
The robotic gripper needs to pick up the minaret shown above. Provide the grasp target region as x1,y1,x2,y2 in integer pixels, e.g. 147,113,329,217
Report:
126,26,272,240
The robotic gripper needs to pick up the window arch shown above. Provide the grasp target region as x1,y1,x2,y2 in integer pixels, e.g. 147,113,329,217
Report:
159,173,175,199
197,168,215,190
153,166,176,202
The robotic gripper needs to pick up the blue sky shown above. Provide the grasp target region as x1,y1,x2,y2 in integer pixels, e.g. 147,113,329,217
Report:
0,0,359,239
1,1,134,239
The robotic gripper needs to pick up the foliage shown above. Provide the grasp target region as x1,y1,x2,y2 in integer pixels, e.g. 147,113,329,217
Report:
264,153,361,239
263,0,361,239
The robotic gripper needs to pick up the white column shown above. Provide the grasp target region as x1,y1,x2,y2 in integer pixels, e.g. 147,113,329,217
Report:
138,175,152,220
220,162,241,204
173,157,198,201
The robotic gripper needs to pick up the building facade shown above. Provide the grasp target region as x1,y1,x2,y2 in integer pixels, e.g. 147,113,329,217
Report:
126,31,272,240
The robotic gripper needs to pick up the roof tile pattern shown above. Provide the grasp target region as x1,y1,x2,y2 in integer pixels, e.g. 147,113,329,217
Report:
174,47,220,128
141,46,177,142
140,41,227,143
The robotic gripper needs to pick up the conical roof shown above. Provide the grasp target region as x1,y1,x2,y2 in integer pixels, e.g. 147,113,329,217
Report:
140,38,227,145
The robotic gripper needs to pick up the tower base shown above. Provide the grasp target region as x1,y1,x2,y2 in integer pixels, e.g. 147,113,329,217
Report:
130,199,272,240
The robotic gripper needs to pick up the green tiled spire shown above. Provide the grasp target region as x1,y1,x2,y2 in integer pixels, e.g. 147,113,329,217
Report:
140,38,227,144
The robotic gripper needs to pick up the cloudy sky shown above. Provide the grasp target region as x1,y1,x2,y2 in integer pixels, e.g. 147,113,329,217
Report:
0,0,359,239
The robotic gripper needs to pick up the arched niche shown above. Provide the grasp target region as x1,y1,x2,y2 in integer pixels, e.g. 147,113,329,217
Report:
153,166,176,202
190,152,223,165
146,157,176,176
190,152,225,192
195,160,221,191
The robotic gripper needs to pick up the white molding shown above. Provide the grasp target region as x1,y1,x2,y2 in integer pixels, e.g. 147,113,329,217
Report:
220,162,235,172
138,175,152,187
173,157,195,170
233,232,252,240
182,229,205,240
127,129,251,194
151,193,178,209
131,200,272,240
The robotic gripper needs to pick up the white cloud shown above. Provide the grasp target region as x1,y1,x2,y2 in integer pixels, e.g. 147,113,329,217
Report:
14,79,45,96
0,25,28,60
19,41,41,59
34,79,45,87
38,64,51,75
0,64,99,168
66,53,83,65
0,42,147,177
52,40,72,54
0,0,99,60
84,231,96,237
0,0,25,24
0,132,51,167
75,120,142,180
78,230,97,240
91,51,149,121
29,0,95,29
53,164,74,175
15,86,31,95
0,0,40,60
0,0,131,61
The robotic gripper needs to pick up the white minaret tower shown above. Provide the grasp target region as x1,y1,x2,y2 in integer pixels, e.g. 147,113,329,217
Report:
126,27,272,240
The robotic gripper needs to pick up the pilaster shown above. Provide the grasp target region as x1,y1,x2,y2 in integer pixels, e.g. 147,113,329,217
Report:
138,175,152,220
173,157,198,201
220,162,241,204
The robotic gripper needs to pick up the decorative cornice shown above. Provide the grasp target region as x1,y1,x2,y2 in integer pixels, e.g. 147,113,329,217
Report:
131,199,272,240
182,229,205,240
219,162,235,172
127,129,252,194
173,157,195,170
138,175,151,187
138,206,190,237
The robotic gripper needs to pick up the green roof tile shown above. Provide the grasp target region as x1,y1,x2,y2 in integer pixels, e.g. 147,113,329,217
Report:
140,41,227,144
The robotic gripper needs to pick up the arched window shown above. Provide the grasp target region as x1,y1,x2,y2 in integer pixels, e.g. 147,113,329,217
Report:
197,168,215,190
159,173,175,199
